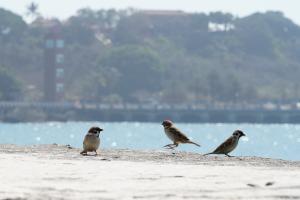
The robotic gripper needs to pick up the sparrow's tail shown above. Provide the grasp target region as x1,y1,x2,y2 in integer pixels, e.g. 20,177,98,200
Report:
188,141,201,147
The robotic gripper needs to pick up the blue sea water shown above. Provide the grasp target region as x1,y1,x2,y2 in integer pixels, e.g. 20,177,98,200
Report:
0,122,299,161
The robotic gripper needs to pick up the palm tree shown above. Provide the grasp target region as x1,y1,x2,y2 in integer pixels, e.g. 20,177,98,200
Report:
26,2,40,20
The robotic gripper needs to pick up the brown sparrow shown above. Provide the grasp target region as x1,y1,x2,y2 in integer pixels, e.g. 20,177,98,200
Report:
204,130,246,157
80,127,103,155
162,120,201,149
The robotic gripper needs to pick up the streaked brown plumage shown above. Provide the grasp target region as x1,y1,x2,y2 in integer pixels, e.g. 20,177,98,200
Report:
80,127,103,155
204,130,246,157
162,120,201,149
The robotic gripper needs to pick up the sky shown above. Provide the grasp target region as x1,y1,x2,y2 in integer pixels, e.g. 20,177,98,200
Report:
1,0,300,24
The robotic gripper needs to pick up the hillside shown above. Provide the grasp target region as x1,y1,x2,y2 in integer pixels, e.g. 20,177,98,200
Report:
1,8,300,104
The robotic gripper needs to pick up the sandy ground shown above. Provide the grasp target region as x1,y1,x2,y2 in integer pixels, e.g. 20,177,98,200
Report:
0,144,300,200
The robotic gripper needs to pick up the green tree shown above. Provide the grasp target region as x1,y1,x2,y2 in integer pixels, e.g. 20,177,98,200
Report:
0,8,27,42
0,67,21,101
100,45,163,102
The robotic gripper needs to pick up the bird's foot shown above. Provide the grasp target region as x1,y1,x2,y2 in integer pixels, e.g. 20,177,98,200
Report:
163,144,175,149
168,146,178,150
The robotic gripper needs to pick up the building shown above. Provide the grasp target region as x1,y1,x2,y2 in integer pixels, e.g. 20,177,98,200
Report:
44,25,65,102
139,10,186,16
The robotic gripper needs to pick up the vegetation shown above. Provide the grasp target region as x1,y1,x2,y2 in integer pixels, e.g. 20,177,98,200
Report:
0,67,21,100
1,7,300,104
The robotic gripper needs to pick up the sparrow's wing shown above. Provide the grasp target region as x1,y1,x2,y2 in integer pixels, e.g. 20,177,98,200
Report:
168,127,190,142
83,132,100,151
212,136,235,154
83,133,94,144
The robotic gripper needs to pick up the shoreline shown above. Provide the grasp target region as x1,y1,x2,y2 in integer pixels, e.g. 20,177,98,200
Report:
1,144,299,166
2,103,300,123
1,144,300,199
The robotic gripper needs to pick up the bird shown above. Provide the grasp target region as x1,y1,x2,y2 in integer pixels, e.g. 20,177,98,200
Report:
80,127,103,155
162,120,201,149
204,130,246,157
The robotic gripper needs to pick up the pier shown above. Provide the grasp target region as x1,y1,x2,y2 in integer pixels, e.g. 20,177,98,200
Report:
1,101,300,123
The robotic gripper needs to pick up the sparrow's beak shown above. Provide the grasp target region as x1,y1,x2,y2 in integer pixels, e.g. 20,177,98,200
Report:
241,132,246,137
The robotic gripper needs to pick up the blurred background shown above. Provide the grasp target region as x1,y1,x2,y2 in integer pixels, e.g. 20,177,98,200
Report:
0,0,300,159
0,0,300,123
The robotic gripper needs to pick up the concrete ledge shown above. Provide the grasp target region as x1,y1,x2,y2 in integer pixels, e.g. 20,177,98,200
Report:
0,144,299,199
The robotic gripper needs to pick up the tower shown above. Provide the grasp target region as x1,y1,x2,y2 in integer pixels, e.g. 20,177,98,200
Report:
44,25,64,102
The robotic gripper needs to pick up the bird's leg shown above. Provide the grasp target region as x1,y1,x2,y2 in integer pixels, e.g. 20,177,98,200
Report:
169,143,179,150
163,144,170,148
168,145,176,150
171,143,179,155
173,142,179,148
225,154,233,157
163,144,175,149
94,150,98,156
80,151,87,156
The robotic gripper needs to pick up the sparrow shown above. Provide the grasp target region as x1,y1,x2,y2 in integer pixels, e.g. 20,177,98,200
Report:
204,130,246,157
162,120,201,149
80,127,103,155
